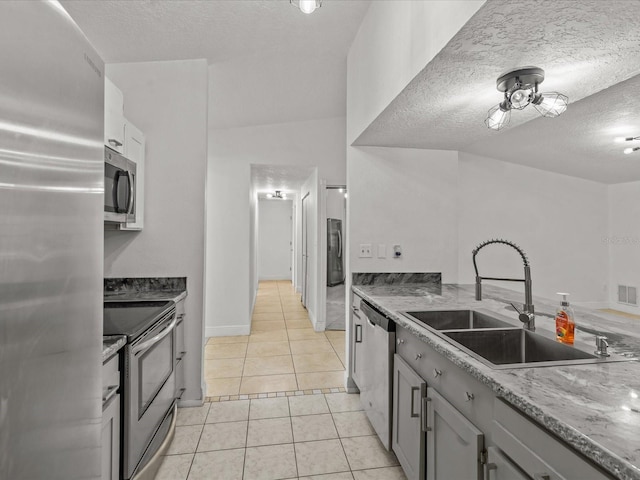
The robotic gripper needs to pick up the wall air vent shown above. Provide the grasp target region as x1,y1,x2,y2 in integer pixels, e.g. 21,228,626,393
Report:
618,285,637,306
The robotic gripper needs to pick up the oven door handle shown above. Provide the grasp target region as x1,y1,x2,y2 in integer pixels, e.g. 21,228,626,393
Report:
132,315,178,356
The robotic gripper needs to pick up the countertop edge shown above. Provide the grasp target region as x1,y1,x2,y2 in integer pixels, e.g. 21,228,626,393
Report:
353,285,640,480
102,335,126,362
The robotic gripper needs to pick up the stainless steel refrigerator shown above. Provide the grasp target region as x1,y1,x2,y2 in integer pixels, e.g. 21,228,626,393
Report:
0,2,104,478
327,218,344,287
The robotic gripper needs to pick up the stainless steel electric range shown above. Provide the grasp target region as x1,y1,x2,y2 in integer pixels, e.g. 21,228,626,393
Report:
104,300,177,480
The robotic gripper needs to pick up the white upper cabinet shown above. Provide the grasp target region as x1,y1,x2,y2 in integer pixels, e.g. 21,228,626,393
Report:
104,77,125,153
120,120,145,231
104,76,146,231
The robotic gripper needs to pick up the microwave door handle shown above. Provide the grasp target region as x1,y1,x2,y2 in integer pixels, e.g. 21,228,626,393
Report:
125,171,134,214
132,315,178,356
127,170,135,214
113,171,122,213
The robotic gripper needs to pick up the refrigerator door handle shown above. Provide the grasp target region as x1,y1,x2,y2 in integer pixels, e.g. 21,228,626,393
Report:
337,228,342,258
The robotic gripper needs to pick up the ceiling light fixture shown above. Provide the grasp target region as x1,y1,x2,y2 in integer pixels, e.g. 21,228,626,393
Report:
290,0,321,14
485,67,569,131
266,190,287,199
616,136,640,154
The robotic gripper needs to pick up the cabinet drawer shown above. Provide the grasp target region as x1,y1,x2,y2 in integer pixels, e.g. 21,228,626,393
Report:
396,325,492,428
352,293,362,315
102,353,120,391
493,398,613,480
396,325,428,372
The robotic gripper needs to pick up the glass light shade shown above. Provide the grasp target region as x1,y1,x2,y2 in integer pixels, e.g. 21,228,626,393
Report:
624,147,634,155
509,88,532,109
298,0,320,14
282,193,287,199
266,193,273,198
615,137,629,143
485,104,511,130
533,92,569,118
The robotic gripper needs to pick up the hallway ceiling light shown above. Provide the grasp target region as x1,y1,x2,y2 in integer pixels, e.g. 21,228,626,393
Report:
616,136,640,155
291,0,322,14
266,190,287,199
485,67,569,130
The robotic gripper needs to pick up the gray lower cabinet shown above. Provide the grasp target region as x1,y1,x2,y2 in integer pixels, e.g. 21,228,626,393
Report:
351,295,364,387
102,354,121,480
492,398,612,480
426,387,484,480
175,298,187,401
392,354,426,480
485,446,529,480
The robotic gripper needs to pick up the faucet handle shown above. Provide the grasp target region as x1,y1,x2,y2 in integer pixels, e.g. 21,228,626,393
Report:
595,336,610,357
510,303,535,331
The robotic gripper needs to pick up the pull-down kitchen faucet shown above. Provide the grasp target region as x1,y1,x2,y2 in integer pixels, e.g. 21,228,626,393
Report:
472,239,535,331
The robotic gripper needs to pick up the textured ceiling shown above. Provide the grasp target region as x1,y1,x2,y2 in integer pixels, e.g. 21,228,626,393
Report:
251,164,315,198
354,0,640,183
60,0,370,64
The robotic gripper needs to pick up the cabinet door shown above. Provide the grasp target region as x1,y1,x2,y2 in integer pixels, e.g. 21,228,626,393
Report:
351,306,364,387
426,387,484,480
104,78,125,153
485,447,529,480
392,354,426,480
120,120,145,230
101,394,121,480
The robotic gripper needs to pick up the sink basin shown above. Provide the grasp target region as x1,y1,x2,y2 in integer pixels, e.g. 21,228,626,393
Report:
403,309,515,330
443,329,599,368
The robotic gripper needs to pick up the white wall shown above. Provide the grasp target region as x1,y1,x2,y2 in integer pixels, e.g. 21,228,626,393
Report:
205,115,346,337
300,170,322,330
104,59,208,403
346,0,484,144
608,181,640,313
457,152,609,306
258,199,293,280
348,147,459,279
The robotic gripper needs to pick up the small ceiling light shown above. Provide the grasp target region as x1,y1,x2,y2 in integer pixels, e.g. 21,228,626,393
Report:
266,190,287,199
291,0,321,14
485,66,569,130
618,136,640,155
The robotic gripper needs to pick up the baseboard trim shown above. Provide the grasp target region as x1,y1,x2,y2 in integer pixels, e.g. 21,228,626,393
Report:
206,325,250,338
178,399,204,408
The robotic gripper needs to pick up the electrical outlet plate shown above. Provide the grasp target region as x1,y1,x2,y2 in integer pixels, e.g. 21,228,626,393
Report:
359,243,372,258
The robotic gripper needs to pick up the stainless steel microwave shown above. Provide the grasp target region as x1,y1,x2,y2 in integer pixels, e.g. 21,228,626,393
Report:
104,146,136,224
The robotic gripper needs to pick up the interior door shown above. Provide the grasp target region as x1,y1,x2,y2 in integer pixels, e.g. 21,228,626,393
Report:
301,193,309,308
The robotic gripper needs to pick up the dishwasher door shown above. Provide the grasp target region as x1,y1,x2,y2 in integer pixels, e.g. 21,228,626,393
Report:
359,301,396,450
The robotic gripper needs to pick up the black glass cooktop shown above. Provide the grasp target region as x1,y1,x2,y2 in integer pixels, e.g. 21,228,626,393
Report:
104,300,175,341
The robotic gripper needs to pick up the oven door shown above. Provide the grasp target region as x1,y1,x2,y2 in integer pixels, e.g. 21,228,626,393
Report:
104,147,135,223
123,311,177,479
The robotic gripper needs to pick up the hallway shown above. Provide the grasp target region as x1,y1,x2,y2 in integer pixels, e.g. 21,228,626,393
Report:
205,281,346,400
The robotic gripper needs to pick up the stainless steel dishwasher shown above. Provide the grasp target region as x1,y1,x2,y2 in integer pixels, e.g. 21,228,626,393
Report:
359,300,396,450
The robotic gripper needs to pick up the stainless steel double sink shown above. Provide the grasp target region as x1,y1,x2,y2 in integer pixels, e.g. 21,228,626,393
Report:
402,309,625,369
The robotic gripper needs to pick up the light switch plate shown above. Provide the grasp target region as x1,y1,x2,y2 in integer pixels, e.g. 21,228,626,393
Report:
378,244,386,258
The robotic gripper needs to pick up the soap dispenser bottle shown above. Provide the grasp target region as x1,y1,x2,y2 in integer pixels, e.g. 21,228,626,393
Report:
555,292,575,344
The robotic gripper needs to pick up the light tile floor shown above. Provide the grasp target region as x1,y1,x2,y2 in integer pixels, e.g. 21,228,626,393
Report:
157,393,407,480
205,281,347,399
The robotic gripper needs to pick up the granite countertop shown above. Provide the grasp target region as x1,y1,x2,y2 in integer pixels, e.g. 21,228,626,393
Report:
353,283,640,480
103,289,187,303
102,334,126,362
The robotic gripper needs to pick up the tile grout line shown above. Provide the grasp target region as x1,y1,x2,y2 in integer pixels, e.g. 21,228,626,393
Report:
287,395,300,478
327,396,355,474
